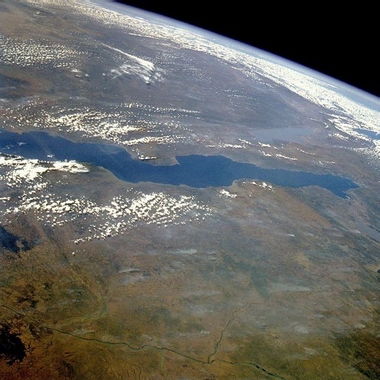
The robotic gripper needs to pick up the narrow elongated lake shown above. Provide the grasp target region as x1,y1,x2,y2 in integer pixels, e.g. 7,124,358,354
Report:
0,130,358,198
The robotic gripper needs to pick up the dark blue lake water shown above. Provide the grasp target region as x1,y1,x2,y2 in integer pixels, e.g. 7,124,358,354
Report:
0,130,358,198
354,129,380,140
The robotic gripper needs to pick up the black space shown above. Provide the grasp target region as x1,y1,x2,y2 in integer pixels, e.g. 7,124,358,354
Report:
112,1,379,99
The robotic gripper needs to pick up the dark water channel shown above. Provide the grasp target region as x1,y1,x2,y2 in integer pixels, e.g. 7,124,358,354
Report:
0,130,358,198
354,129,380,140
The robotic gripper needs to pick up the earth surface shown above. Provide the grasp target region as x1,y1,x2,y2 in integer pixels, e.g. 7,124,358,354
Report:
1,1,380,379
